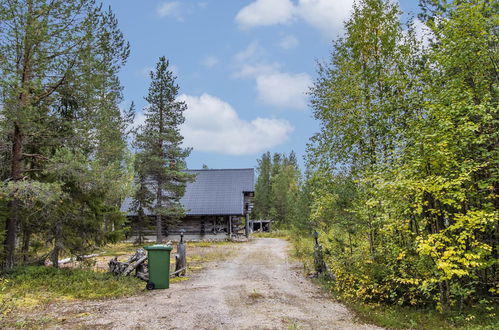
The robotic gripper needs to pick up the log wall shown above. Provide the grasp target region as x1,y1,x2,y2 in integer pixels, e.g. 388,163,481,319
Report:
126,215,245,241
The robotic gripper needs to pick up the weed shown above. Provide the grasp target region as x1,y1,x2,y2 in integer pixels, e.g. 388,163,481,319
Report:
248,289,263,300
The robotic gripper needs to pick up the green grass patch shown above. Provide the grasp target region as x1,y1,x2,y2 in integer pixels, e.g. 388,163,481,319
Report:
188,240,233,248
344,300,499,330
0,266,143,315
97,242,143,257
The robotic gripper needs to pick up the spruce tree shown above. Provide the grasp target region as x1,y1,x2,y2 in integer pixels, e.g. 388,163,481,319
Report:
252,152,272,220
134,57,194,243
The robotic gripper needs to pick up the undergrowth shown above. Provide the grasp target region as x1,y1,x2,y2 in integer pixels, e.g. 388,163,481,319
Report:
286,231,499,330
0,266,143,317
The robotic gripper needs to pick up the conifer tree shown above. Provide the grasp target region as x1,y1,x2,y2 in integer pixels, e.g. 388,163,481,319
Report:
252,152,272,219
134,57,194,243
130,154,154,245
0,0,131,269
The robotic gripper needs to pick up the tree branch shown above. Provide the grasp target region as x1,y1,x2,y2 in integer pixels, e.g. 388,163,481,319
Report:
22,153,49,160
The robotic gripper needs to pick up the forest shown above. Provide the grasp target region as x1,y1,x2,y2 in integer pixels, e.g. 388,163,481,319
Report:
252,0,498,313
0,0,190,270
0,0,497,319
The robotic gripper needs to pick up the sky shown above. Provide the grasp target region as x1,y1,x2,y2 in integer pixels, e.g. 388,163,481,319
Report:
102,0,421,170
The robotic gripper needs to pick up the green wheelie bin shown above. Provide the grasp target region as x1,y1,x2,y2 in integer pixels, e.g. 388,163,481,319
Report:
144,244,173,290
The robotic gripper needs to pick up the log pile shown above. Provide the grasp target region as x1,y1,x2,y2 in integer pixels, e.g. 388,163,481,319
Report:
109,249,149,281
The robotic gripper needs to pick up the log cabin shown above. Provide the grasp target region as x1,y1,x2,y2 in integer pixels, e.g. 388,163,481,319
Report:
120,168,255,241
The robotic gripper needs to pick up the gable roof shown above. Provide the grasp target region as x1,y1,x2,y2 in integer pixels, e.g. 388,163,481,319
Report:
121,168,255,216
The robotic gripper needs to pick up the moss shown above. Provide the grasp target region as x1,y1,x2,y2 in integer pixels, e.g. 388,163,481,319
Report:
0,266,143,318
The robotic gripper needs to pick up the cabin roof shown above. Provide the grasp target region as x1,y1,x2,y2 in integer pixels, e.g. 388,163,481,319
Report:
120,168,255,216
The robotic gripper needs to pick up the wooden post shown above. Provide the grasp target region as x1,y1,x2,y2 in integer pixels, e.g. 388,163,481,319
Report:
245,213,249,237
228,216,232,236
175,230,186,276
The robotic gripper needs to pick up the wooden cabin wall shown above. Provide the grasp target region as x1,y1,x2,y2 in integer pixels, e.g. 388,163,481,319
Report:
126,215,242,238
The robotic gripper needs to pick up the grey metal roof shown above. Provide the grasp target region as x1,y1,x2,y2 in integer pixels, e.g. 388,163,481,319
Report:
121,168,254,216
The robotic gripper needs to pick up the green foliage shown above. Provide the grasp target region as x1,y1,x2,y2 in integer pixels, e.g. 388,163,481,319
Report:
252,151,308,230
133,56,194,242
346,300,499,330
252,152,272,219
301,0,498,314
0,0,133,269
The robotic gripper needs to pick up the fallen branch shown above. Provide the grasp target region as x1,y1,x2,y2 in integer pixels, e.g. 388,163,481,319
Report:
122,255,147,276
46,253,99,266
170,267,186,277
108,249,149,281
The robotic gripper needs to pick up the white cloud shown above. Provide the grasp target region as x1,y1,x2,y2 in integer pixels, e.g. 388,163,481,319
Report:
297,0,354,37
201,55,219,68
233,42,311,109
157,2,183,20
234,41,266,64
413,18,433,48
235,0,295,29
179,93,293,155
235,0,355,37
256,72,311,109
278,35,299,49
133,111,146,130
236,63,280,78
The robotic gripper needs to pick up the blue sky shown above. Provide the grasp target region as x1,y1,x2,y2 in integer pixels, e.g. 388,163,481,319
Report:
103,0,421,170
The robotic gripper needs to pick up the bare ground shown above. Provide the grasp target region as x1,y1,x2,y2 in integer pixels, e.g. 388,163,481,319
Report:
54,238,381,329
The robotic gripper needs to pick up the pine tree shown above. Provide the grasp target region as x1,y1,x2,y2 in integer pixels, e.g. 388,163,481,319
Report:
134,57,194,243
0,0,131,269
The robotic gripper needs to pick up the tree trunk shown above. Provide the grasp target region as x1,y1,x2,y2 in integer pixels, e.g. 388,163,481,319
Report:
3,0,34,269
156,188,163,243
51,219,62,268
22,228,31,263
3,124,24,269
137,215,144,245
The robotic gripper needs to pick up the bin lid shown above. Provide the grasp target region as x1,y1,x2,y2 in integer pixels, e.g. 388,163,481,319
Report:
144,244,173,251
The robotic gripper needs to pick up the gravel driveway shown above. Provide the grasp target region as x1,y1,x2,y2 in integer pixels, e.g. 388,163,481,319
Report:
73,238,380,329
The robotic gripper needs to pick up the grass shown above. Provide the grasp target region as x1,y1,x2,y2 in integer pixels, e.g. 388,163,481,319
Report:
97,242,143,257
0,266,143,321
0,239,241,327
344,300,499,330
286,232,499,330
188,240,234,248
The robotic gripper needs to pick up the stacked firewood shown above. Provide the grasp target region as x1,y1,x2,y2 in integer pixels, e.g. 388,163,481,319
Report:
108,249,149,281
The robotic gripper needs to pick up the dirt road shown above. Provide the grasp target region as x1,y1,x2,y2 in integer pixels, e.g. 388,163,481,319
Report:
73,238,380,329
